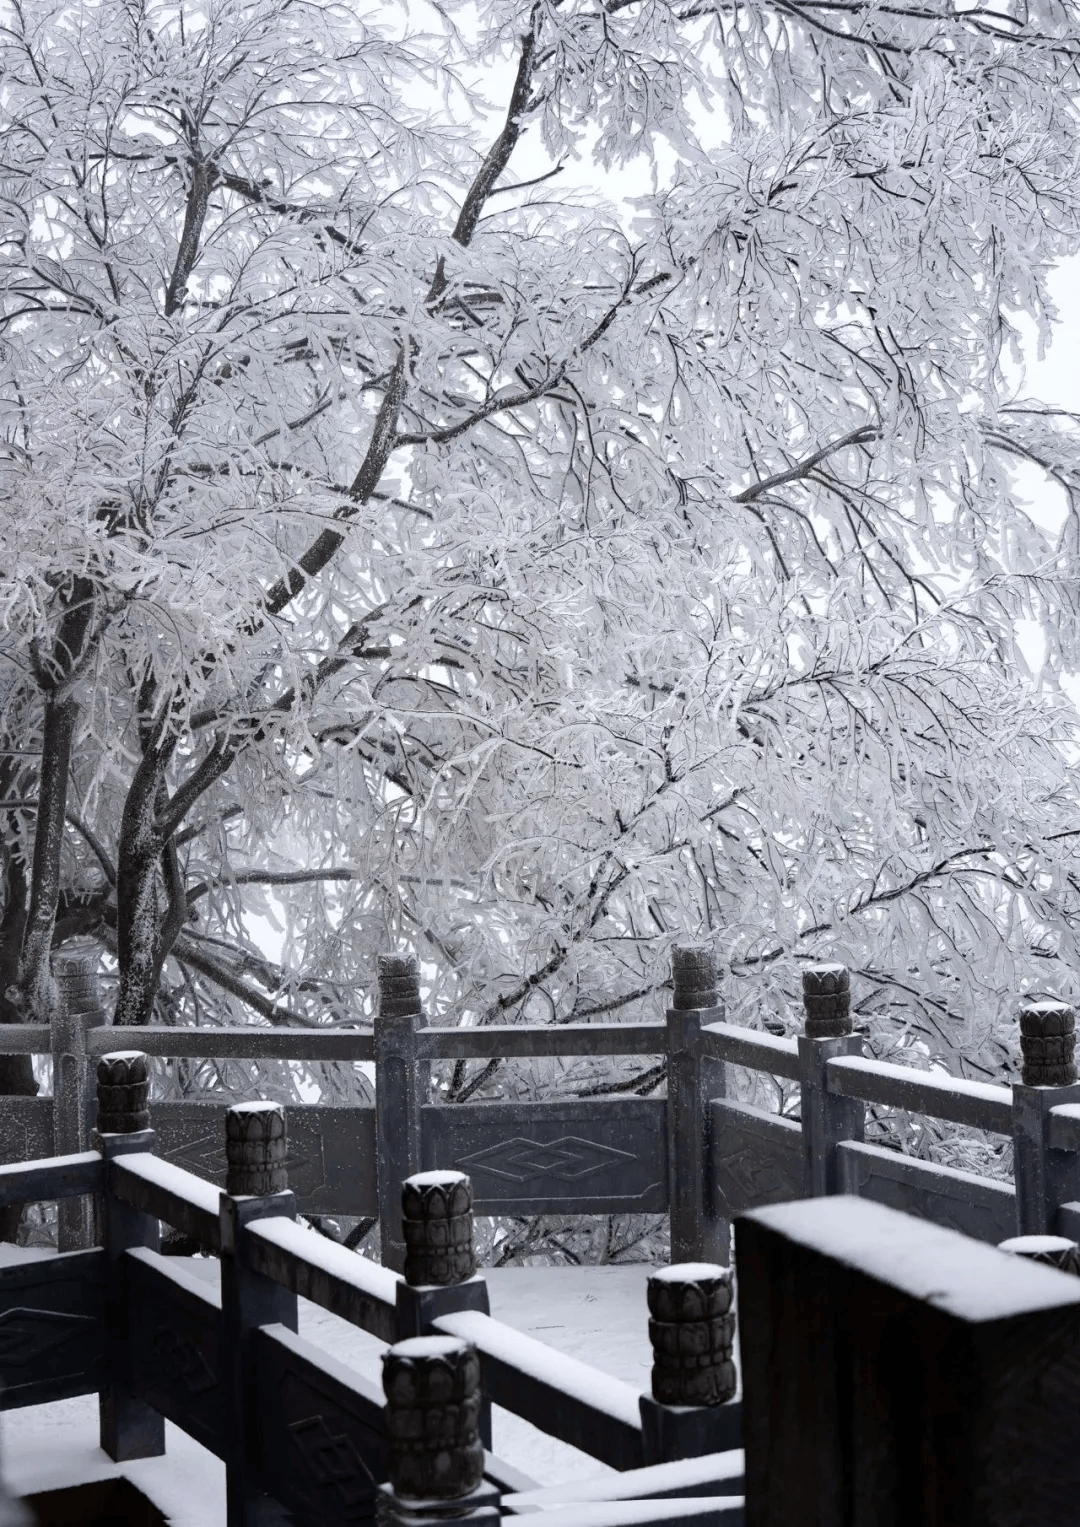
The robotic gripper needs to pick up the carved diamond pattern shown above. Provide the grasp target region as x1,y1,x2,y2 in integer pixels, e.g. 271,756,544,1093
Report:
716,1145,801,1211
289,1414,375,1506
456,1134,636,1185
163,1130,313,1186
163,1133,228,1180
0,1306,95,1368
152,1323,217,1395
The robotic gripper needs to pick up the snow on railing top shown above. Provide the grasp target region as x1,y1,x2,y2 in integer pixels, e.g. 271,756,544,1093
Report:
434,1306,646,1472
246,1213,401,1344
826,1054,1013,1135
701,1021,801,1080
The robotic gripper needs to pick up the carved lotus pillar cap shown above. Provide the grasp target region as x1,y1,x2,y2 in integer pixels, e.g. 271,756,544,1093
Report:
382,1334,484,1500
225,1100,287,1195
96,1051,150,1133
671,945,718,1012
402,1170,477,1287
378,953,422,1019
999,1234,1080,1276
1019,1000,1077,1087
647,1262,736,1408
802,963,852,1039
54,948,104,1017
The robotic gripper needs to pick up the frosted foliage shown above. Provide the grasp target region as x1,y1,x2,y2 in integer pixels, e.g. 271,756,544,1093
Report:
0,0,1079,1154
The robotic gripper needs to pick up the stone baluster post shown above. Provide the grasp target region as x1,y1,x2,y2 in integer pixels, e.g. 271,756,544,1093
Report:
378,1335,499,1525
998,1234,1080,1275
375,955,427,1273
94,1051,165,1462
395,1170,492,1446
799,964,864,1197
1012,1000,1080,1235
226,1100,288,1196
403,1171,476,1287
737,1194,1080,1527
53,949,104,1250
219,1101,297,1527
667,945,727,1263
639,1262,741,1464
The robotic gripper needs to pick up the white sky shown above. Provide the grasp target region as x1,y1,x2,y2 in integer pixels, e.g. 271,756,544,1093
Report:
1015,257,1080,416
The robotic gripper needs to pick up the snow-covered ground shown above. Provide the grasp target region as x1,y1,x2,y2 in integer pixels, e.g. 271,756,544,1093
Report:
1,1262,663,1520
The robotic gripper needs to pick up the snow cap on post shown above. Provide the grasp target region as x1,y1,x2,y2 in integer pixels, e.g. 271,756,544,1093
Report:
225,1100,287,1195
1019,1000,1077,1087
382,1334,484,1501
96,1052,150,1133
999,1235,1080,1277
378,953,422,1019
402,1170,477,1287
671,945,718,1012
647,1262,736,1407
802,963,852,1039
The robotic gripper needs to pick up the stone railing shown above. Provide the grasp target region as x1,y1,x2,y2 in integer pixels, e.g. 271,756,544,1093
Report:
2,948,1080,1265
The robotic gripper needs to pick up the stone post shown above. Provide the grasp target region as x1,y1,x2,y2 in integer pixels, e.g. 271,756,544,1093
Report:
94,1051,165,1462
737,1194,1080,1527
1020,1000,1077,1087
53,949,104,1250
226,1100,288,1196
219,1102,297,1527
378,1335,499,1525
404,1170,476,1286
666,944,727,1263
998,1234,1080,1276
639,1262,741,1464
375,955,426,1273
1012,1000,1080,1235
395,1170,492,1445
798,964,864,1197
96,1050,151,1134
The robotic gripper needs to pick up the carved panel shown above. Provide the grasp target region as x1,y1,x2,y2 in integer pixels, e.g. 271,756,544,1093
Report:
838,1140,1017,1245
127,1250,225,1457
150,1103,377,1216
711,1099,805,1218
422,1099,668,1214
151,1321,218,1396
456,1134,637,1185
0,1098,53,1167
0,1248,105,1407
0,1305,96,1365
289,1414,377,1509
253,1323,384,1525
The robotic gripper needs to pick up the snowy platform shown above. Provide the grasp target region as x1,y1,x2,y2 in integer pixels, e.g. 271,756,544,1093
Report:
1,1262,660,1520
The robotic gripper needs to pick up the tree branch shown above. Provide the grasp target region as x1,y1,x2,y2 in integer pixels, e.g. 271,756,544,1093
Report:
259,12,545,618
186,867,362,906
164,156,213,317
169,933,322,1028
734,425,880,504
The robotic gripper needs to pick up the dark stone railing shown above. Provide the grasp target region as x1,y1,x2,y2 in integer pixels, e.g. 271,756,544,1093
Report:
0,1070,746,1524
4,1068,1080,1524
3,946,1080,1272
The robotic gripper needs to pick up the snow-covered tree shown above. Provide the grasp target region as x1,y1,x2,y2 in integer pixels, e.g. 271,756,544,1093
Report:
2,0,1080,1161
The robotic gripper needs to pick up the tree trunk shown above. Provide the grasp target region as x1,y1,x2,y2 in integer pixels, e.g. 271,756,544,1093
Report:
114,755,163,1027
17,576,97,1024
8,578,97,1234
17,687,79,1024
0,845,36,1243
